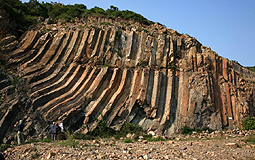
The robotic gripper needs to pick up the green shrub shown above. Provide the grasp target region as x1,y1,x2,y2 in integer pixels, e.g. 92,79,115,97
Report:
159,66,164,69
242,117,255,130
57,13,74,22
156,22,164,26
244,135,255,144
77,122,142,140
168,62,176,69
232,60,241,65
87,117,116,138
123,138,133,143
67,116,142,140
90,6,106,15
142,28,149,33
118,123,142,138
58,138,78,147
181,126,194,135
147,137,165,142
162,30,168,35
138,60,148,68
181,126,214,135
174,31,182,36
103,63,113,68
106,5,153,25
58,130,78,147
142,134,152,139
39,138,51,143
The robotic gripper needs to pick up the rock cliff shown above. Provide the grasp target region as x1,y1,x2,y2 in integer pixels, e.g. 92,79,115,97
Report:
0,16,254,143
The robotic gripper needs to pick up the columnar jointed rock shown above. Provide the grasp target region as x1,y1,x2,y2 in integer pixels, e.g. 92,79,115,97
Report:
0,17,254,142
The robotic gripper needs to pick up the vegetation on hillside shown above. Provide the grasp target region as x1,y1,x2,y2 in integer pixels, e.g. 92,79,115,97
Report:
0,0,153,38
245,66,255,72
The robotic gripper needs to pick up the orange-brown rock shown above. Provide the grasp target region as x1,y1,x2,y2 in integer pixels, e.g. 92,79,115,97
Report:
0,16,254,143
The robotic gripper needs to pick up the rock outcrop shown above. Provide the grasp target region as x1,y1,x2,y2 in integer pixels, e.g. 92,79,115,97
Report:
0,16,254,143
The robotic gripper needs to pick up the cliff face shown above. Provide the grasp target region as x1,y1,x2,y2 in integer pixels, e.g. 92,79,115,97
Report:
0,17,254,143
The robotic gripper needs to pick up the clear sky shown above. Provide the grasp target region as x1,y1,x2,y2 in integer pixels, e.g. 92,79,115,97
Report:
22,0,255,66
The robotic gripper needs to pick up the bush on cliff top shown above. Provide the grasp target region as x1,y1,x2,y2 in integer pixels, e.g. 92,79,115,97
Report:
0,0,154,37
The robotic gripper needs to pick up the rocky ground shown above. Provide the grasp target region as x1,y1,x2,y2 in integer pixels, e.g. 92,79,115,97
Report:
2,130,255,160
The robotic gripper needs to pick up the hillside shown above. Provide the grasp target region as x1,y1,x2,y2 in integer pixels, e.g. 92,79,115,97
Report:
0,1,254,144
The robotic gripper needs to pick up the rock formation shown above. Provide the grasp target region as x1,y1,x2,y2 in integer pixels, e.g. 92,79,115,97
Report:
0,16,254,143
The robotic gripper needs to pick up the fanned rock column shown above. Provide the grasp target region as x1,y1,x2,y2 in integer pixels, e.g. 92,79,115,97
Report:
0,17,254,143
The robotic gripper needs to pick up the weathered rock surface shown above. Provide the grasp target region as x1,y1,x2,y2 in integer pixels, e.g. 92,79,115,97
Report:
0,16,254,142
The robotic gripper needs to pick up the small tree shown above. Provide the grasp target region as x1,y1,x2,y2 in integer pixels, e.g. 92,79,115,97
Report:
110,5,118,11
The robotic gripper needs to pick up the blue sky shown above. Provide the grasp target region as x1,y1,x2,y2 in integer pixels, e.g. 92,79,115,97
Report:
22,0,255,66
